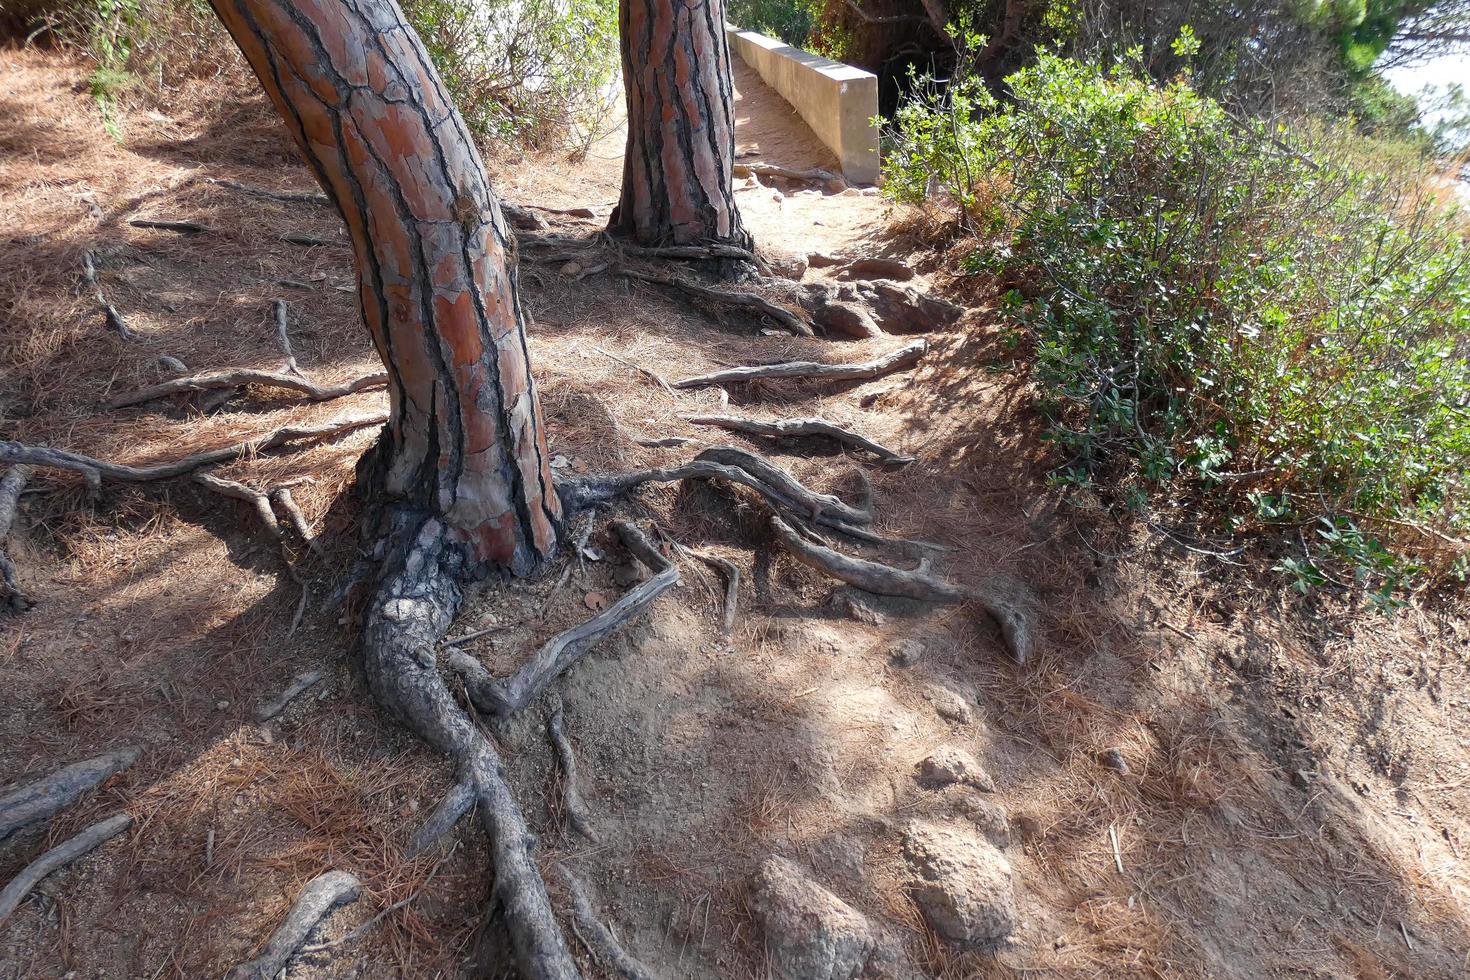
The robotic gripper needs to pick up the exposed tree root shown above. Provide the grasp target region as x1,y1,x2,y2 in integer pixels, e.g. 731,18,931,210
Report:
104,367,388,410
733,161,847,192
194,471,282,540
0,413,387,486
128,218,211,234
273,299,303,377
561,869,657,980
80,251,133,340
769,515,1037,663
360,514,579,978
546,694,598,841
833,257,917,281
0,813,132,927
205,177,331,205
271,487,321,554
615,267,813,336
0,464,31,611
406,779,476,857
255,669,325,722
227,869,361,980
683,414,914,464
281,233,344,248
0,747,140,841
502,202,551,231
677,545,739,633
446,521,679,718
672,339,927,389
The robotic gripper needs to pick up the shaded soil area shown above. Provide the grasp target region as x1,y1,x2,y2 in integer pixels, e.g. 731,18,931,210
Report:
3,44,1469,980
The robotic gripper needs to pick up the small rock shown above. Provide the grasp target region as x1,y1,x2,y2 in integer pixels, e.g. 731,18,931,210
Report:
889,638,922,666
807,252,845,268
942,789,1011,847
771,188,785,202
917,746,995,793
1099,748,1129,774
215,700,230,711
838,187,863,197
751,856,902,979
903,821,1016,948
157,355,188,373
924,686,972,725
559,261,582,276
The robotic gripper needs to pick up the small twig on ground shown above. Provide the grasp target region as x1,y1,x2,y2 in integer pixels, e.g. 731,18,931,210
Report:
683,414,914,464
281,233,345,248
0,465,33,611
128,218,210,234
673,339,928,389
546,694,597,841
687,548,739,632
104,368,387,410
1,413,387,486
227,870,361,980
255,670,325,722
447,521,679,717
0,813,132,926
592,345,676,400
80,251,133,340
561,868,657,980
0,747,140,841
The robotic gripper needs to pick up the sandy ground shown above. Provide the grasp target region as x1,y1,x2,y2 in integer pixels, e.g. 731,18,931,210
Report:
3,45,1470,980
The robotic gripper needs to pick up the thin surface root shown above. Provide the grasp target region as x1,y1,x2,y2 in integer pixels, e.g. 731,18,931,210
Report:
80,251,132,340
615,267,812,336
105,368,387,410
546,694,597,841
0,813,133,927
227,869,361,980
683,414,914,464
447,521,679,718
255,670,325,722
561,869,657,980
0,747,141,841
673,339,927,389
406,780,476,857
194,471,282,540
271,487,322,553
0,464,32,611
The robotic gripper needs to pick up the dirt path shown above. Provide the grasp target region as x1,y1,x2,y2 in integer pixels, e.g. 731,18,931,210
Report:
3,45,1469,979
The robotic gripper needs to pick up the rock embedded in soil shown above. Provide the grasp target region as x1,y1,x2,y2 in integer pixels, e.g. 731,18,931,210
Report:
941,788,1011,847
916,745,995,792
903,820,1017,948
751,856,903,980
924,686,972,725
889,638,922,666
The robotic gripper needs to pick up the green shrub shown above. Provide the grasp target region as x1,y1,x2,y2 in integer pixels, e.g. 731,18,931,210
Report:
727,0,821,48
884,50,1470,595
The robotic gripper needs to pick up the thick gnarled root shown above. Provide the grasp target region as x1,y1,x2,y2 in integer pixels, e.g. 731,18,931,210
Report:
0,747,140,841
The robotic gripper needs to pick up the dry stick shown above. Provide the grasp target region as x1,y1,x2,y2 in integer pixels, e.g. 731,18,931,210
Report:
0,413,388,486
0,747,140,841
80,251,133,340
693,551,740,633
446,522,679,718
683,414,915,464
545,694,597,841
592,346,677,401
255,670,325,722
0,464,32,610
769,515,1036,664
128,218,210,234
271,487,321,554
227,870,361,980
406,780,476,857
673,339,928,389
193,471,282,540
615,267,813,337
273,299,302,377
561,869,657,980
104,367,388,410
0,813,132,926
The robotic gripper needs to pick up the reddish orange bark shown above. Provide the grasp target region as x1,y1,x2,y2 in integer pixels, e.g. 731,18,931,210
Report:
612,0,751,248
209,0,560,574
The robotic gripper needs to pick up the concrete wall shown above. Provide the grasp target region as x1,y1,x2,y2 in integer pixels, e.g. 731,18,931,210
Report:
727,28,880,186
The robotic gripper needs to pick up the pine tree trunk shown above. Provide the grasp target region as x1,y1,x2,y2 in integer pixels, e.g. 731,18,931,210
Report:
209,0,560,576
612,0,752,248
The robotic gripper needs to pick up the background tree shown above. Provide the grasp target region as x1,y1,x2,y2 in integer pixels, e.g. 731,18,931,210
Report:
611,0,753,247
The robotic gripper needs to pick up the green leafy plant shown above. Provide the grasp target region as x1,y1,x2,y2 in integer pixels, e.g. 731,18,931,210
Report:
884,50,1470,594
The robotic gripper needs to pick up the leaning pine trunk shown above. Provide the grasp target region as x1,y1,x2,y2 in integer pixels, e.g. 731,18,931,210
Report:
612,0,752,248
209,0,560,576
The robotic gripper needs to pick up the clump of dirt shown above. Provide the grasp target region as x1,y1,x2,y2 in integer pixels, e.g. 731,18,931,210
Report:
3,43,1469,980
